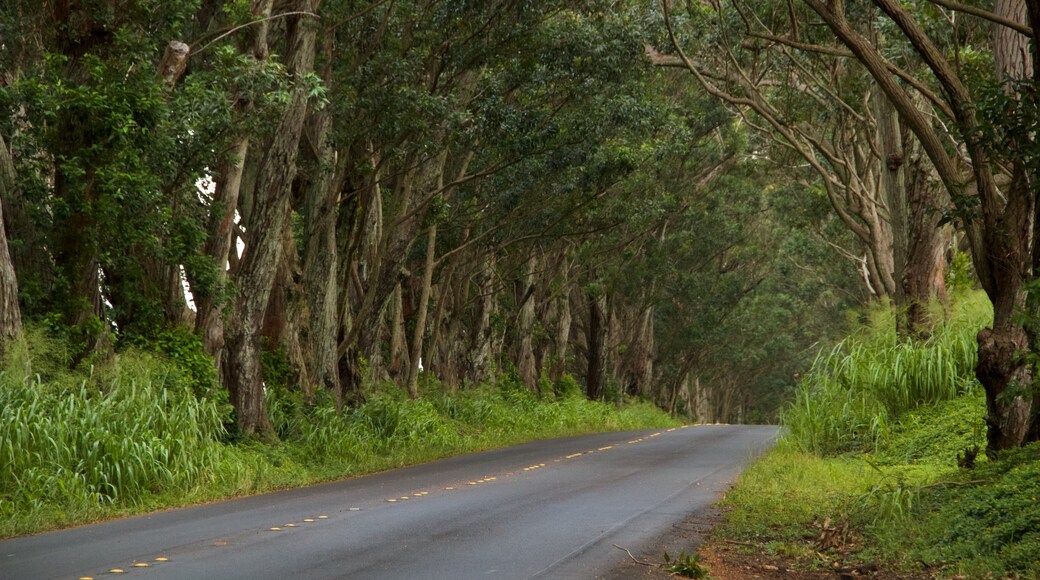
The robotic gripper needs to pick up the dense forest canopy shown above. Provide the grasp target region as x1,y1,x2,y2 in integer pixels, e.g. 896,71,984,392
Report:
1,0,1038,450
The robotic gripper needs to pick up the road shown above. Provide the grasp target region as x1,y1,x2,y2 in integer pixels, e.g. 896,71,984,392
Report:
1,425,776,580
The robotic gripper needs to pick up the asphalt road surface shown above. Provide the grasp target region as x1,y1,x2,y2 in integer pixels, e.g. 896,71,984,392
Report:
1,424,776,580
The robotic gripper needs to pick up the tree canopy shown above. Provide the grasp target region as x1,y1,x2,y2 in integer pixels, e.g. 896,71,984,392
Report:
7,0,1033,450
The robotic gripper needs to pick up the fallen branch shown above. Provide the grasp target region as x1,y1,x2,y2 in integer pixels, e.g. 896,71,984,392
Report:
612,544,657,567
724,539,757,548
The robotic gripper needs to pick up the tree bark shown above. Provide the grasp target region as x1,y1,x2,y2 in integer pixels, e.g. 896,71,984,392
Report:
194,0,272,370
389,282,407,379
902,129,949,337
224,2,319,435
0,137,22,348
875,89,909,332
585,289,605,400
405,224,437,398
469,255,495,384
515,254,539,392
302,103,341,405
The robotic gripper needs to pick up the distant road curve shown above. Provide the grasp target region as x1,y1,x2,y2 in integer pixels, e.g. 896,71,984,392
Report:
1,424,776,580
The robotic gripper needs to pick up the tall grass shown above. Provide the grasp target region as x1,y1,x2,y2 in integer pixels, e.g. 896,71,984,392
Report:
264,376,677,476
0,343,235,527
781,293,991,455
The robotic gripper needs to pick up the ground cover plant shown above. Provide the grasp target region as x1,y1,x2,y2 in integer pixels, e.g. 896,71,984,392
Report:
0,328,679,538
711,291,1040,578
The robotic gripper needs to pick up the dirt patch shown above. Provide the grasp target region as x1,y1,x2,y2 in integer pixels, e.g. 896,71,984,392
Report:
600,506,925,579
697,542,923,579
599,506,723,579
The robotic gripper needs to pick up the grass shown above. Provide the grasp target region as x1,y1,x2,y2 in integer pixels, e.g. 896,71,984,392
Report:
0,331,680,538
782,293,990,455
712,291,1040,577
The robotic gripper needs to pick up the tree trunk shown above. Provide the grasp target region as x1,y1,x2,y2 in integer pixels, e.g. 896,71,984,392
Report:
585,289,605,400
224,2,318,435
405,224,437,398
302,104,341,405
0,154,22,347
469,255,495,384
194,0,272,369
902,129,949,337
389,282,407,379
194,136,249,369
977,326,1033,449
980,0,1038,450
875,89,909,333
515,255,539,392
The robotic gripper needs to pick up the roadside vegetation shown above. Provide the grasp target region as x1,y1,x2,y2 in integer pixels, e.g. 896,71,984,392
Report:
712,290,1040,577
0,327,678,539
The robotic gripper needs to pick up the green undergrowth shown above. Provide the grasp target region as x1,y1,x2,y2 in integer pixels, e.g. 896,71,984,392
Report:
0,330,678,538
782,293,991,456
714,291,1040,577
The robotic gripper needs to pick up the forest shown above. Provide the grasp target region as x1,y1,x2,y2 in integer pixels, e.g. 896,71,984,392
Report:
2,0,1040,574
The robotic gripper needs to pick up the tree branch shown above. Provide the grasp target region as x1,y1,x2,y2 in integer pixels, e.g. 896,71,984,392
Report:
924,0,1033,36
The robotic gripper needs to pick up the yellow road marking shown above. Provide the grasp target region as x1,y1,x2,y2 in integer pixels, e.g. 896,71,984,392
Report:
565,453,582,459
468,481,478,485
304,518,315,522
109,569,125,574
445,486,456,490
133,563,150,568
318,515,329,519
387,499,397,502
488,477,497,480
78,577,94,579
155,557,169,562
285,524,297,527
598,446,613,451
400,496,409,500
650,432,661,437
269,527,282,531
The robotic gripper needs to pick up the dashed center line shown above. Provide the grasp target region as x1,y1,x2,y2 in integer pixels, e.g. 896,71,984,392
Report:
75,429,696,579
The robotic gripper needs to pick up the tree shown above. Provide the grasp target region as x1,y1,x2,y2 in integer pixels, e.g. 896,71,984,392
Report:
0,145,21,347
223,2,321,436
794,0,1040,450
655,0,950,338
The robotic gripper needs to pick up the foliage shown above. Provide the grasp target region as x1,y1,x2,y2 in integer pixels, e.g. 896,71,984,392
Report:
781,292,991,455
0,335,232,532
877,388,987,467
130,326,221,399
903,444,1040,576
662,549,709,578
